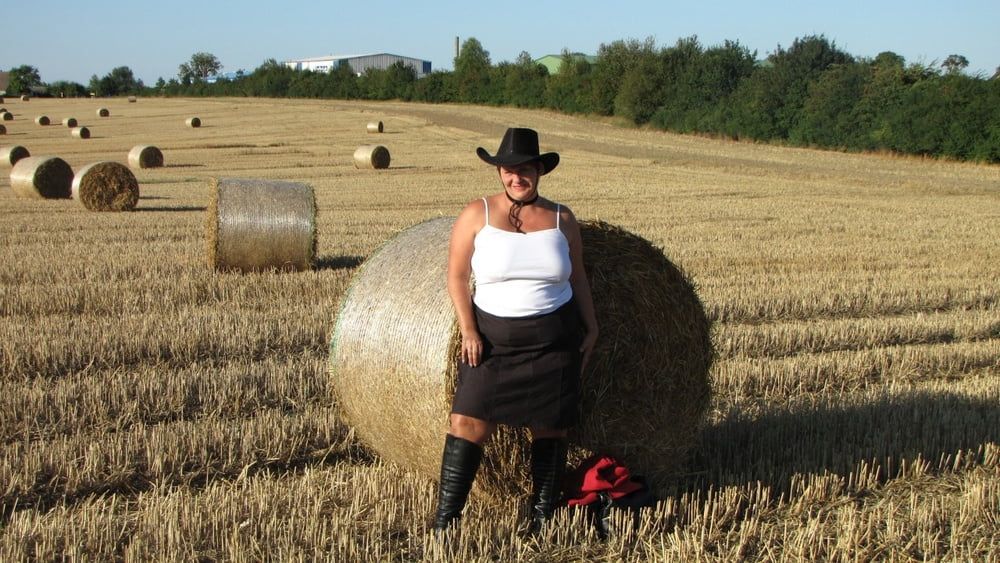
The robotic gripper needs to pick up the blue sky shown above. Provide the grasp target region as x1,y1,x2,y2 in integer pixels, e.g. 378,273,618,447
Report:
5,0,998,84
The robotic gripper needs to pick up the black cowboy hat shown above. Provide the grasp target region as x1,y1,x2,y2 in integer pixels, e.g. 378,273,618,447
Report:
476,127,559,175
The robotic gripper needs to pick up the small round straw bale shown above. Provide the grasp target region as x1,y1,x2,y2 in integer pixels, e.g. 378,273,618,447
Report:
206,178,316,273
97,107,110,117
1,112,12,121
128,145,164,169
35,116,50,126
72,161,140,211
10,156,73,199
366,121,384,133
20,95,30,101
1,145,29,166
329,218,713,498
71,127,91,139
353,145,391,169
128,96,137,103
62,117,78,127
186,117,202,127
0,97,4,103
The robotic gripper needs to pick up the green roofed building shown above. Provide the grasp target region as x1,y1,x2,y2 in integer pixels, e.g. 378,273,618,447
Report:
534,53,598,75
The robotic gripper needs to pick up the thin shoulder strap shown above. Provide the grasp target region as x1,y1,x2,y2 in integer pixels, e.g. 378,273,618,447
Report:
482,197,489,227
556,204,561,229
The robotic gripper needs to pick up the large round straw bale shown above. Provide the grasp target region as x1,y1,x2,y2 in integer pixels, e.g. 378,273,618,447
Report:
35,116,50,126
1,145,29,167
71,127,91,139
128,145,164,169
128,96,137,103
353,145,390,169
1,112,12,121
97,107,110,117
186,117,201,128
329,218,713,498
62,117,78,127
10,156,73,199
366,121,384,133
20,95,29,102
71,161,140,211
206,178,317,273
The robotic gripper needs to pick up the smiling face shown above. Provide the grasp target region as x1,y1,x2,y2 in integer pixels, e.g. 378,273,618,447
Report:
498,162,542,202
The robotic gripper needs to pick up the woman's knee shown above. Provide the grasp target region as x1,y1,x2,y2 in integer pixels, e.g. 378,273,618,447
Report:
449,414,495,444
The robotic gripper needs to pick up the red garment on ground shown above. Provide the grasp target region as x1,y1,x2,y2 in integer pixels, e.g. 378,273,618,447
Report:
563,454,644,506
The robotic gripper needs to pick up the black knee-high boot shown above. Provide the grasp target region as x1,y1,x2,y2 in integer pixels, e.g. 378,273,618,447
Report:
528,437,567,533
433,434,483,531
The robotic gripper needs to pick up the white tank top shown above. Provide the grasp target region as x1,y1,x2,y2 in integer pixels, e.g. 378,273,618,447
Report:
471,197,573,318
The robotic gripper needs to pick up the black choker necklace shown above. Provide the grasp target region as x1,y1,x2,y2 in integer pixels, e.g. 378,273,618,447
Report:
505,191,538,233
505,190,538,206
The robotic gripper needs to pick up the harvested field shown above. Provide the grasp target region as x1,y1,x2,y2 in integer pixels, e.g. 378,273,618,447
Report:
0,96,997,561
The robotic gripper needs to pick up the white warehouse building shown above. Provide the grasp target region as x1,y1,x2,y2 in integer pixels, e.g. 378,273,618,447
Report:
285,53,432,78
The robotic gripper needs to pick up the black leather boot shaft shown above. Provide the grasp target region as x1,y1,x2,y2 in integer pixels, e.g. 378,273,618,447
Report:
528,437,567,532
432,434,483,531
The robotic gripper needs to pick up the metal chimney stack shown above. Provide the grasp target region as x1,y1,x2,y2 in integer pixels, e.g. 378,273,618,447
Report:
455,36,460,58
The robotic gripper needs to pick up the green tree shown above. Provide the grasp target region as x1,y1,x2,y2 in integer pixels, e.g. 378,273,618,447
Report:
7,65,42,95
179,52,223,82
413,71,454,102
503,51,548,108
941,54,969,75
590,37,657,116
90,66,143,96
453,37,492,103
613,48,665,123
545,50,594,113
790,61,870,147
48,80,87,98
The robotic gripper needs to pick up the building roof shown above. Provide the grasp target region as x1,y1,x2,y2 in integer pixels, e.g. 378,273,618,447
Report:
534,53,598,74
287,52,429,63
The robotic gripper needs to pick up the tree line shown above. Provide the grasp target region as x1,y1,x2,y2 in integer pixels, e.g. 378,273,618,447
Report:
7,37,999,162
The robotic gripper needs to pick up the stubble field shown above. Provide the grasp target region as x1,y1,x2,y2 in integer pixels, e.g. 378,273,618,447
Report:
0,96,998,561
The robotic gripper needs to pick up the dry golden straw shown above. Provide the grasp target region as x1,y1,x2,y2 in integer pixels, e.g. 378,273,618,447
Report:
128,96,137,103
186,117,201,128
1,145,29,166
366,121,384,133
329,217,713,498
71,127,91,139
34,116,50,126
353,145,390,169
97,108,110,117
9,156,73,199
127,145,164,169
62,117,78,127
1,112,12,121
71,161,140,212
205,178,317,273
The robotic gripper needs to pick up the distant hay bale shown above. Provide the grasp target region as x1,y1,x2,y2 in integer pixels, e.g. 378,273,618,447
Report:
353,145,390,169
0,97,4,103
186,117,201,128
71,161,140,211
128,145,164,169
35,116,50,126
1,112,12,121
97,107,110,117
20,95,29,102
205,178,317,273
329,218,714,498
71,127,91,139
9,156,73,199
62,117,78,127
128,96,137,103
1,145,29,166
366,121,384,133
0,125,5,135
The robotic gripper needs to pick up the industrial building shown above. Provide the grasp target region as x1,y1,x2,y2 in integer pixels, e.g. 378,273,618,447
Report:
534,53,598,75
285,53,432,78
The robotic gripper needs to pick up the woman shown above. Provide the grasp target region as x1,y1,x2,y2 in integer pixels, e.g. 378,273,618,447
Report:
432,127,599,533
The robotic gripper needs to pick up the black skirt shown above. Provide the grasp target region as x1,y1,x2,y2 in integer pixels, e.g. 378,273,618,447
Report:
451,298,583,429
